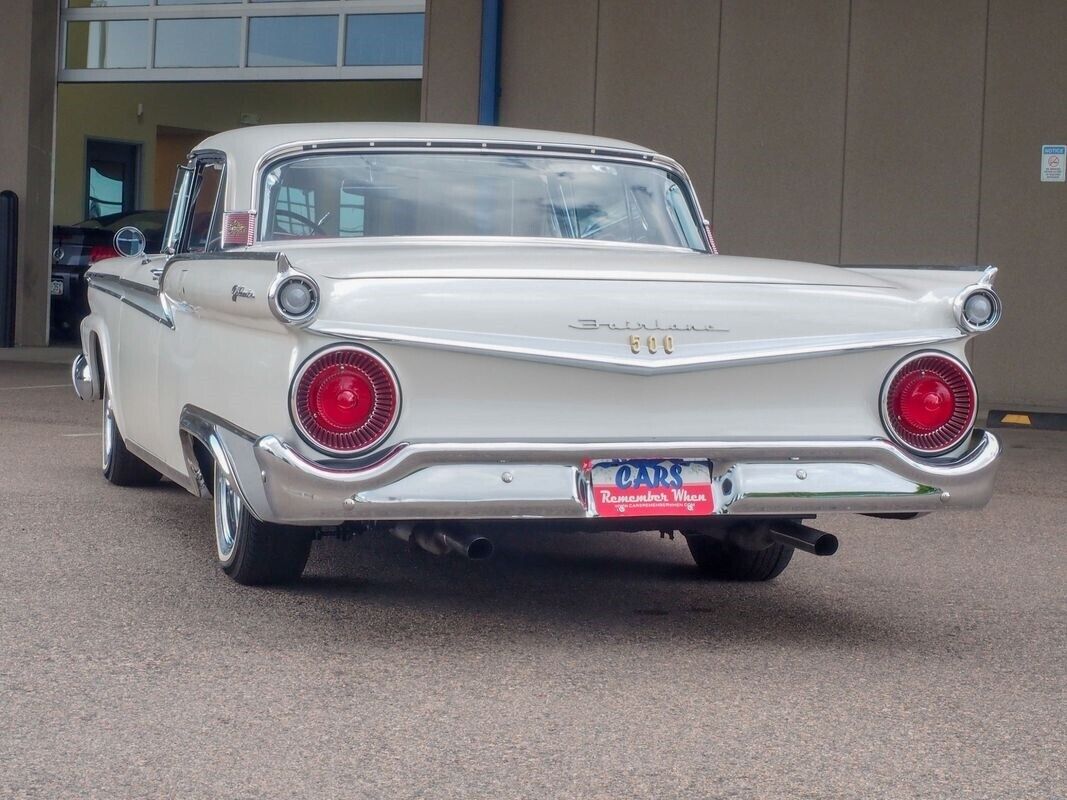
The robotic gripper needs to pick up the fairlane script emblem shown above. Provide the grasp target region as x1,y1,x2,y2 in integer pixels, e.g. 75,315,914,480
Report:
231,285,256,302
569,319,728,333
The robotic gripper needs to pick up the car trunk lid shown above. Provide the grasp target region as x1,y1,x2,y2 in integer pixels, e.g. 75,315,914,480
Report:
286,241,964,374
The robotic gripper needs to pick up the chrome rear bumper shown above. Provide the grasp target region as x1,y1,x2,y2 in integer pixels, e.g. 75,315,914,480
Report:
181,407,1001,526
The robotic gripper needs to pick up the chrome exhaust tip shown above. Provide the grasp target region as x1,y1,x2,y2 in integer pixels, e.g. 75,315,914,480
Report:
769,520,839,556
390,523,494,560
447,529,494,560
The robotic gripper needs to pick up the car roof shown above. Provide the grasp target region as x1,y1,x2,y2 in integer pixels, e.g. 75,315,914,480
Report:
193,122,656,160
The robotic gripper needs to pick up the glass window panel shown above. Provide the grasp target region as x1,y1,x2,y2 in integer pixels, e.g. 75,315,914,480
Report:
87,167,125,218
86,140,138,218
344,13,424,66
67,0,147,7
339,188,365,237
65,20,149,69
248,16,339,68
156,0,240,5
260,153,708,251
273,187,318,237
163,166,194,253
154,18,240,68
186,162,224,253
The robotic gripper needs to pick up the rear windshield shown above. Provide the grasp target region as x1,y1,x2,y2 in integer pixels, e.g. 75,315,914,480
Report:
259,152,708,251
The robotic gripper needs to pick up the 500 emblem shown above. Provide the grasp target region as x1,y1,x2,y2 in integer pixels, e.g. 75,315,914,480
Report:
629,334,674,354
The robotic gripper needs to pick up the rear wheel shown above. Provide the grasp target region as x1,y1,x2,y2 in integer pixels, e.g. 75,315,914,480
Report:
214,464,312,585
102,384,162,487
685,527,794,581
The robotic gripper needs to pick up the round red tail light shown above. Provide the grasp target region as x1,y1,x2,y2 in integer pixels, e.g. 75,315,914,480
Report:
881,352,977,455
291,346,400,456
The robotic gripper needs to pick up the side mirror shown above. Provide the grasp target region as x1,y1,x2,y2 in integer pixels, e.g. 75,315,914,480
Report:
113,226,146,258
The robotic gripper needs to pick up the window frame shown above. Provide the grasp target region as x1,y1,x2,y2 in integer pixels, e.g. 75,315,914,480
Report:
167,153,227,255
161,163,194,254
84,138,140,220
58,1,425,83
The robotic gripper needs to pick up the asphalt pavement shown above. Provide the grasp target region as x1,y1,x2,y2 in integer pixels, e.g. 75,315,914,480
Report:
1,360,1064,799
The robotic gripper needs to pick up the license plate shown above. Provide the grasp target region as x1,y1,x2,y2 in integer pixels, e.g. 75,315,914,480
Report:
589,458,714,518
49,279,64,296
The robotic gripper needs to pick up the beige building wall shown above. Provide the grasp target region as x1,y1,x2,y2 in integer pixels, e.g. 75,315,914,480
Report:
594,0,720,216
421,0,483,123
54,81,421,226
498,0,600,134
422,0,1067,410
713,0,850,264
840,0,987,264
976,0,1067,409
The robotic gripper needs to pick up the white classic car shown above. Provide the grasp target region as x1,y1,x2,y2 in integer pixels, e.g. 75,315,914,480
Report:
72,123,1002,585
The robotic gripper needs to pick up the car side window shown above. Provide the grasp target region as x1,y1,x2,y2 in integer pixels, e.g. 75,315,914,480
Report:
665,182,706,251
162,165,194,254
184,160,225,254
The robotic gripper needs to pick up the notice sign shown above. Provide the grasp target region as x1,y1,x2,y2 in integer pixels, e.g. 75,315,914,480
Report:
1041,145,1066,182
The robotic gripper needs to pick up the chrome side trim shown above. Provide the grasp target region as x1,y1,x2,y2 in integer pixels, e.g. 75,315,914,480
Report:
120,297,174,329
317,257,895,283
162,250,282,267
178,406,271,517
87,272,175,329
840,263,989,272
309,322,965,375
118,276,160,297
86,275,122,300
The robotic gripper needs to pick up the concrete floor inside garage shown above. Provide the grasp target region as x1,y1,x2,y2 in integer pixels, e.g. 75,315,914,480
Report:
0,359,1064,798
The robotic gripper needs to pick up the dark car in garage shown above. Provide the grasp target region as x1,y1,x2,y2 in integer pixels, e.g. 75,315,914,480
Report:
50,209,166,341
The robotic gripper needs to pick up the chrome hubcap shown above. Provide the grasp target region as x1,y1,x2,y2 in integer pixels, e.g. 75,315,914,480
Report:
102,394,115,471
214,468,242,562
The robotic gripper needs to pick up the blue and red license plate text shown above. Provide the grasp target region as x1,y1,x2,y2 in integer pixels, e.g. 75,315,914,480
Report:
588,458,714,518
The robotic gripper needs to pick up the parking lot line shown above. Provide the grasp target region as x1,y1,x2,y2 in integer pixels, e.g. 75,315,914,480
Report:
0,384,69,391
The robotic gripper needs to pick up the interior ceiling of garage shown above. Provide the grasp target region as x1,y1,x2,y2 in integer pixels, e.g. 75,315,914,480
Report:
423,0,1067,411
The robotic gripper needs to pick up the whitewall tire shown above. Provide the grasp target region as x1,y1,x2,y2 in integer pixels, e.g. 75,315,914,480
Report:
211,461,312,585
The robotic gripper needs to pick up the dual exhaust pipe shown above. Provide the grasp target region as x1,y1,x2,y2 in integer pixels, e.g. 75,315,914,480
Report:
767,520,839,556
390,522,494,561
389,520,834,562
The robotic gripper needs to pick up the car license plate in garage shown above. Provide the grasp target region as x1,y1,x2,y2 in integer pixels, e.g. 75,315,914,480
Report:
49,279,64,296
589,458,714,518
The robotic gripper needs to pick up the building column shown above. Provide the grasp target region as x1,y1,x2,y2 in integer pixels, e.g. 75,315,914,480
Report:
0,0,58,346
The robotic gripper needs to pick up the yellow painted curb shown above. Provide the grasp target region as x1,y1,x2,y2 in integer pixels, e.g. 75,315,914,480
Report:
1000,413,1032,426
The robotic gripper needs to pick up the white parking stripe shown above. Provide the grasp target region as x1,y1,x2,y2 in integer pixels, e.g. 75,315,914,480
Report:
61,432,100,438
0,384,69,391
